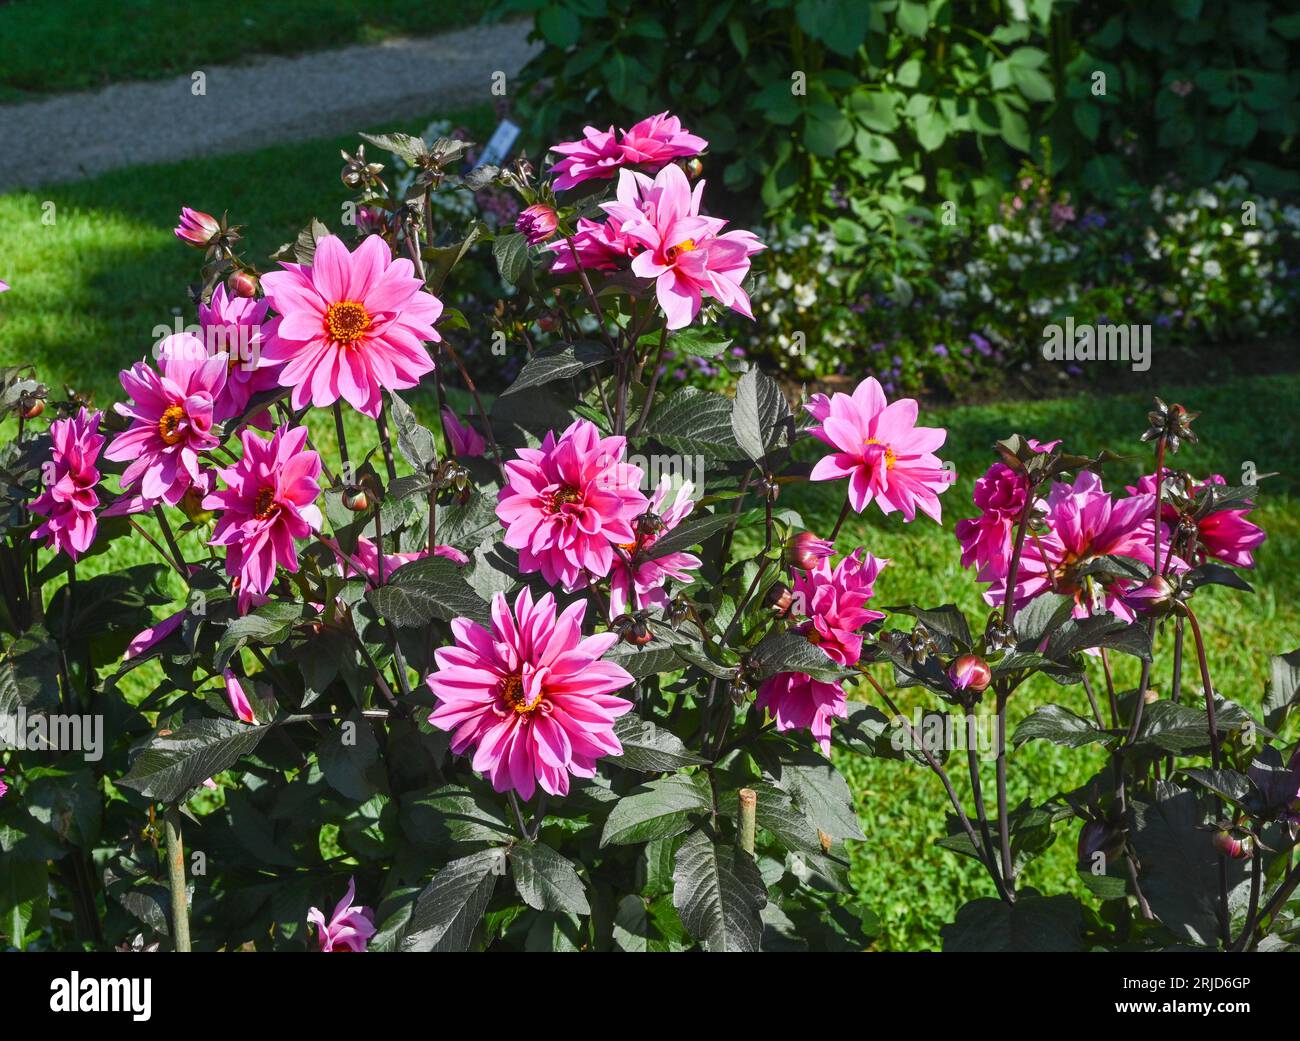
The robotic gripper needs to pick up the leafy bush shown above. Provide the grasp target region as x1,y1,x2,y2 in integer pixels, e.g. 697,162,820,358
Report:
496,0,1300,215
0,116,1296,954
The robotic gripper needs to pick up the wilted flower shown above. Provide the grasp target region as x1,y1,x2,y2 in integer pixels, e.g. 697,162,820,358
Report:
426,588,635,798
307,877,375,952
806,377,953,522
29,407,103,560
260,234,441,419
223,669,256,724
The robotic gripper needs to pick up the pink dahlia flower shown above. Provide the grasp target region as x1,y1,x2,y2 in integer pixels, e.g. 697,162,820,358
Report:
609,477,701,616
106,335,226,506
788,530,835,571
1128,473,1266,569
547,215,636,274
307,877,375,952
0,768,7,800
602,164,763,329
123,606,189,661
29,407,103,560
427,588,635,799
0,280,9,293
198,283,278,423
516,203,559,244
260,234,441,418
223,669,257,724
757,671,847,755
203,425,323,612
496,418,647,590
174,207,220,247
955,462,1032,575
985,471,1164,621
548,111,707,191
790,549,886,667
807,377,953,522
441,406,486,458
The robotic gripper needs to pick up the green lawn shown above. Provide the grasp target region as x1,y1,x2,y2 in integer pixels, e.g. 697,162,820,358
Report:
0,0,496,102
1,117,1295,951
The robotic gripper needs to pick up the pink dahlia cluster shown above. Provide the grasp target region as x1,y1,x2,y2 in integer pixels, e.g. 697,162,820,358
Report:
29,407,104,560
496,418,647,590
203,425,323,612
549,111,707,191
426,588,635,799
806,378,953,523
260,234,442,418
552,164,763,329
758,549,887,753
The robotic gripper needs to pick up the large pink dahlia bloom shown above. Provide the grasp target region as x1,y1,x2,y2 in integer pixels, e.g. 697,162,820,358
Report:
106,335,226,506
602,164,764,329
203,425,323,612
29,407,104,560
549,111,707,191
427,588,635,799
260,234,441,418
806,377,953,522
790,549,887,667
496,418,647,590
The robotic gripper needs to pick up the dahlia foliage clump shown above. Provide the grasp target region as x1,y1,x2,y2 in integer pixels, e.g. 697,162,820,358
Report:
0,112,1296,954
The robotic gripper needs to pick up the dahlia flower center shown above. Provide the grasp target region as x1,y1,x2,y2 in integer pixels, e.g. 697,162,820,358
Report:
864,438,897,470
253,486,280,521
665,238,696,262
499,672,543,715
158,405,187,445
545,485,583,514
323,301,372,346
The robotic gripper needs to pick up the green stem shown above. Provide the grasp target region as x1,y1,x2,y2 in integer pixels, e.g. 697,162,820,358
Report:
164,804,191,952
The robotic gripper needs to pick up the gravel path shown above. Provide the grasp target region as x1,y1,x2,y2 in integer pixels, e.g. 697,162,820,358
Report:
0,21,539,192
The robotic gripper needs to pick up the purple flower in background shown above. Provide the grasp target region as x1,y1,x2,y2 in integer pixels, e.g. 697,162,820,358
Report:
932,344,949,358
970,333,992,357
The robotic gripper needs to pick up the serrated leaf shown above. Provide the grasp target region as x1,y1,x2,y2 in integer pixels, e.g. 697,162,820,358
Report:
600,774,712,847
611,715,707,771
119,718,268,803
400,848,502,951
510,842,590,915
672,829,766,952
501,341,611,397
366,555,490,628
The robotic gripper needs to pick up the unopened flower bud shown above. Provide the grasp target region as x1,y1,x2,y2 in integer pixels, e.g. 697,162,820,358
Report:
20,396,44,419
342,485,370,512
1126,575,1176,616
174,207,221,248
228,270,258,298
765,583,795,617
624,620,654,647
1212,831,1253,859
683,157,704,180
1077,819,1125,870
788,530,834,571
948,654,992,693
516,204,558,245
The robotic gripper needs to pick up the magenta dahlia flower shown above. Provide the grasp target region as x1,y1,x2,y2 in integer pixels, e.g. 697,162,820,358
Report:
602,164,763,329
788,530,835,571
0,768,7,800
203,425,323,612
1128,473,1266,569
496,418,647,590
955,462,1033,575
307,877,375,952
427,588,635,799
547,215,637,274
790,549,887,667
549,111,707,191
807,377,953,522
985,471,1164,621
106,335,226,506
610,477,701,616
198,283,278,422
29,407,103,560
260,234,441,418
757,672,847,755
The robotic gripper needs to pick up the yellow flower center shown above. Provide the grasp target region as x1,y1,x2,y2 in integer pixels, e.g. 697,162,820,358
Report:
500,673,542,715
323,301,372,346
865,437,896,470
158,405,186,445
253,486,279,521
665,238,696,262
546,485,582,514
